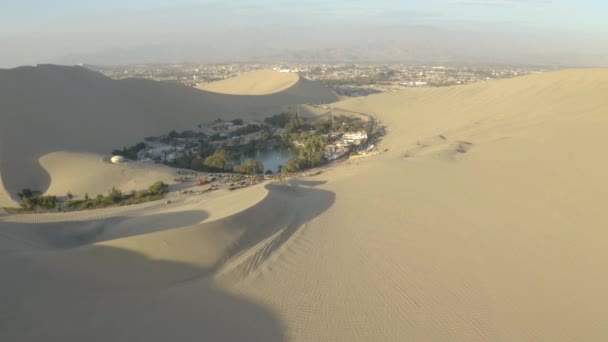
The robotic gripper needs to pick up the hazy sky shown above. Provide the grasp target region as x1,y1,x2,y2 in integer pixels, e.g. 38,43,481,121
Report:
1,0,607,67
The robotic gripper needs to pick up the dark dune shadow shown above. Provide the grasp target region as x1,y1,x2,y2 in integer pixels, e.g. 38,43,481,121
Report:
0,245,285,342
0,180,337,341
0,210,209,253
0,145,52,203
289,179,328,187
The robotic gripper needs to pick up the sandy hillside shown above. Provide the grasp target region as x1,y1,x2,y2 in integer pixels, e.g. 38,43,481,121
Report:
197,70,300,95
197,69,338,101
2,69,608,341
0,65,337,201
0,180,15,208
39,151,179,199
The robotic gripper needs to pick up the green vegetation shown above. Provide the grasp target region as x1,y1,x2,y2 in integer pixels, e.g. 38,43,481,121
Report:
169,152,197,169
235,159,264,175
285,117,304,134
64,181,168,210
281,132,328,173
313,119,332,134
108,187,122,202
264,112,293,128
260,131,271,141
165,130,207,141
203,149,233,172
300,135,328,168
198,139,216,158
120,192,164,206
1,207,33,214
17,189,58,210
307,115,368,135
110,112,374,179
283,157,307,173
148,181,167,195
112,142,146,160
332,115,367,133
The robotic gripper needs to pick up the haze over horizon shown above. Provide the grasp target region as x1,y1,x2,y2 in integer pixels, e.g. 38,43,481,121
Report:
1,0,607,67
3,2,608,341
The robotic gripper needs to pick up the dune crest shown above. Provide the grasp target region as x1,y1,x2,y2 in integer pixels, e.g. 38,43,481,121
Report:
196,70,300,95
2,69,608,341
0,65,337,200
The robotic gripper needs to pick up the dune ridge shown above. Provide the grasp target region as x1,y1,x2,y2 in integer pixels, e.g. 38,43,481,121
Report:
0,65,337,200
197,70,300,95
2,69,608,341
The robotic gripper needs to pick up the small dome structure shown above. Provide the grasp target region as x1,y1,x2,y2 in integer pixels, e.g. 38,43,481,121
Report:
111,155,127,164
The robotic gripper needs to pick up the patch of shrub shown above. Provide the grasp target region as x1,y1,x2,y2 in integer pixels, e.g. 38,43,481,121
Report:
148,181,167,195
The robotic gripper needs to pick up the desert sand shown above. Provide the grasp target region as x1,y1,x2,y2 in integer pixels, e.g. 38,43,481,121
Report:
39,152,179,198
196,70,300,95
2,69,608,341
0,65,337,201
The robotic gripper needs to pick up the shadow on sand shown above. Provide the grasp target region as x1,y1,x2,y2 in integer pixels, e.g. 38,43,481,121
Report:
0,246,286,342
203,180,335,280
0,210,209,253
0,179,336,341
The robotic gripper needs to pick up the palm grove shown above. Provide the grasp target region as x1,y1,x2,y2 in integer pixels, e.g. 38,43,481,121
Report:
114,112,368,175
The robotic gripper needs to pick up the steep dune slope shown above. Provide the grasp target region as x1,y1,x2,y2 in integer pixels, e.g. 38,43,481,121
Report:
0,65,337,200
228,69,608,341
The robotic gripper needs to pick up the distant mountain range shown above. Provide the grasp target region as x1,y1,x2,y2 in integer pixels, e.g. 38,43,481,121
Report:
48,26,607,68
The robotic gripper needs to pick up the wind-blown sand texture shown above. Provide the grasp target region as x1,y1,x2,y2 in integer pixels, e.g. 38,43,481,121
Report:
197,70,300,95
2,69,608,341
0,65,337,201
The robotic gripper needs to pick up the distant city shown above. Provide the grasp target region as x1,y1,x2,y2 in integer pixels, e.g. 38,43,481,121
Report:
91,63,549,97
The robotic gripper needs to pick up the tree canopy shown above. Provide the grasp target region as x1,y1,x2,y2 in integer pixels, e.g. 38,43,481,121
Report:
264,112,293,128
17,188,57,210
300,134,328,167
149,181,167,195
203,149,233,171
283,157,307,173
235,159,264,175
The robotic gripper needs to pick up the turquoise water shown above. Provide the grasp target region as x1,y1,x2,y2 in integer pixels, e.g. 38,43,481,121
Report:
234,147,295,173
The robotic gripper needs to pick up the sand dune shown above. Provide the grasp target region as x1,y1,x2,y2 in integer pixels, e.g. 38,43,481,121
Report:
1,151,178,208
40,151,178,200
0,178,15,208
197,69,338,103
197,70,300,95
0,65,337,201
2,69,608,341
0,181,331,341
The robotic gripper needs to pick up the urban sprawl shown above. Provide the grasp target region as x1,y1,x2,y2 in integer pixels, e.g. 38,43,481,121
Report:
95,63,546,97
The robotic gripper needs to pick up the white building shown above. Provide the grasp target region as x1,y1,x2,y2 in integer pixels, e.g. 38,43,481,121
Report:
110,155,127,164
